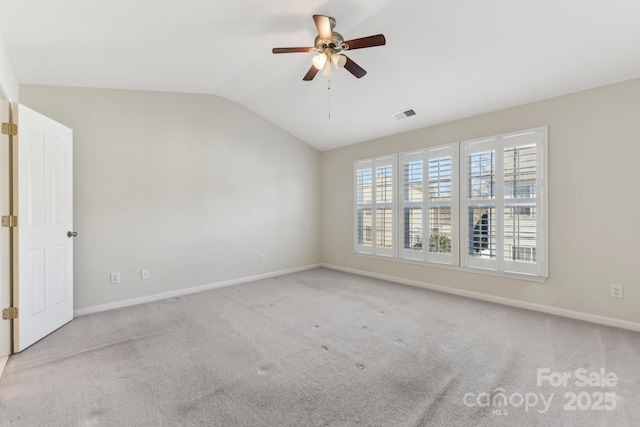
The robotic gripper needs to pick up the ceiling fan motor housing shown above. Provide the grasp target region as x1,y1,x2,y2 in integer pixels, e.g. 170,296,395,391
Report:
314,32,347,52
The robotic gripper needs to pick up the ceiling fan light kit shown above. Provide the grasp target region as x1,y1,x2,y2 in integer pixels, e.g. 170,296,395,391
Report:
312,53,328,70
332,53,347,69
322,60,332,77
272,15,386,81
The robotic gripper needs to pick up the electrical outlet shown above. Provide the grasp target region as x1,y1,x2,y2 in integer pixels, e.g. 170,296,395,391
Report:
610,284,624,298
259,253,265,263
110,272,121,284
141,269,150,280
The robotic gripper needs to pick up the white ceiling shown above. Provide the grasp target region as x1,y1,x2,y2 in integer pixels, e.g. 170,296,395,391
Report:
1,0,639,151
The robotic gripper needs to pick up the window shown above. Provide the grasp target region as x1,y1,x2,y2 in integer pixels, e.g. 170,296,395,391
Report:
353,127,547,280
399,144,458,264
354,155,396,256
461,128,547,277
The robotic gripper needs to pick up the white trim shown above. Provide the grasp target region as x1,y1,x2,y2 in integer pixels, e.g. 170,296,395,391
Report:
73,264,321,317
321,263,640,332
0,356,7,380
0,99,11,357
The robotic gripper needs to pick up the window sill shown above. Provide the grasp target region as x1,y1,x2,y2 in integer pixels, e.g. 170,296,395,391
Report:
354,252,548,283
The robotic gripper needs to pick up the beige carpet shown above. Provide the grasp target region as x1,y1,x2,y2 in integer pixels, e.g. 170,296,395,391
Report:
0,268,638,426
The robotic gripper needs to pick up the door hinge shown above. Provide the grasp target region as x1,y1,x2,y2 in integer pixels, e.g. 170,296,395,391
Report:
1,122,17,136
2,307,18,320
1,215,17,228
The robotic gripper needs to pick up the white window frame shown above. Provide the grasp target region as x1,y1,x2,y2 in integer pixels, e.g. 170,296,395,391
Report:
399,143,459,265
460,127,547,278
461,137,500,271
352,127,548,282
354,155,397,257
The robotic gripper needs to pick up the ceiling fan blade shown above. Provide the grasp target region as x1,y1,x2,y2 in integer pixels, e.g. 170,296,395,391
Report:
313,15,333,42
343,56,367,78
303,65,319,81
272,47,314,54
343,34,386,50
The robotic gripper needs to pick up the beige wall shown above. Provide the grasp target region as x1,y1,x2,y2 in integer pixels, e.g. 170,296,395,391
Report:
322,78,640,324
20,85,321,310
17,79,640,325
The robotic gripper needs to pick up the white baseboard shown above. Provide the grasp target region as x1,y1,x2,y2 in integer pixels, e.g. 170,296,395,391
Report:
0,356,7,380
74,264,321,317
321,263,640,332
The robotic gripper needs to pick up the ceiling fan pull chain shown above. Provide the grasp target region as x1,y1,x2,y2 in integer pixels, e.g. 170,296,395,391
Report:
328,79,331,120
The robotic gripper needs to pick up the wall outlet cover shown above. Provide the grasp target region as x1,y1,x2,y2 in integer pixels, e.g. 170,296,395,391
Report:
110,272,121,284
610,284,624,298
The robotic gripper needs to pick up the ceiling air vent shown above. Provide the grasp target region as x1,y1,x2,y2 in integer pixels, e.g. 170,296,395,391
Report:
392,108,416,120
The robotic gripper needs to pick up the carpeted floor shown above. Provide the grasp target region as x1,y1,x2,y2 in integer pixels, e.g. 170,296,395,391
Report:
0,267,638,426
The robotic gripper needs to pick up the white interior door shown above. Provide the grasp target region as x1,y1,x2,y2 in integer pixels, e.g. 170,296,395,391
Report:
16,105,73,352
0,99,10,357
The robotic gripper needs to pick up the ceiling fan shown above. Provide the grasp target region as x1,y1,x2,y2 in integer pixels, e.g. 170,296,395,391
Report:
272,15,386,81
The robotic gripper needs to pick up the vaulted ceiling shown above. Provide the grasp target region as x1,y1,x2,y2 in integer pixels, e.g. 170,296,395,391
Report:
1,0,639,150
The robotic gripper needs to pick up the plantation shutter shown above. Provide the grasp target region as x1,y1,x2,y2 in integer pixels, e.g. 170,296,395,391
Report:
354,155,396,256
399,144,457,264
462,129,546,276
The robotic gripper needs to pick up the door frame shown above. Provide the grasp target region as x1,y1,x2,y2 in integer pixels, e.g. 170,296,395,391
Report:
0,84,13,357
10,102,18,354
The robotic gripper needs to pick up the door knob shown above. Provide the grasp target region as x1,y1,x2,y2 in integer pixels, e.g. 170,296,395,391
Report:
67,231,78,238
